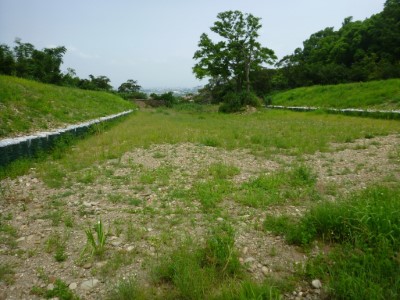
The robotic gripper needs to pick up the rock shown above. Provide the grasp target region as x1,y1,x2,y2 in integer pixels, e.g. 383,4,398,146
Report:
95,261,107,268
83,263,92,269
126,245,135,252
242,247,248,255
16,216,23,221
47,283,54,290
244,257,256,264
16,237,26,242
83,201,92,208
216,217,224,222
261,266,270,276
312,279,322,289
69,282,77,290
80,279,99,290
111,240,122,247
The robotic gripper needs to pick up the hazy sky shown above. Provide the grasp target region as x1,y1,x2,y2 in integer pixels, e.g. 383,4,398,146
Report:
0,0,386,89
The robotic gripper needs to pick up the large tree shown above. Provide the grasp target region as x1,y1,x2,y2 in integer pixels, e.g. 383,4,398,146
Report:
193,10,276,93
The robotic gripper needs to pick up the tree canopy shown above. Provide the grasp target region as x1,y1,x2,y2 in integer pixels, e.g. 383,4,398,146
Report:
193,11,276,93
273,0,400,89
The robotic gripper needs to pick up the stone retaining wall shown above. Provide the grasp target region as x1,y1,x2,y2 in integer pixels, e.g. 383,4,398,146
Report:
0,110,134,167
267,105,400,119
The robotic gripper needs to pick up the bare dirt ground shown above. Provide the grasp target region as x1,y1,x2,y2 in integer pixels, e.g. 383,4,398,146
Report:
1,134,399,299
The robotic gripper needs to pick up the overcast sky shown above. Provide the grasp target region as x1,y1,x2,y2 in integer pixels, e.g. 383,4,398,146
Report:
0,0,386,89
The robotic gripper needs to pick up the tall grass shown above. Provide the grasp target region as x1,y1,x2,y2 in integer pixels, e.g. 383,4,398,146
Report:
265,186,400,299
148,222,282,299
270,79,400,110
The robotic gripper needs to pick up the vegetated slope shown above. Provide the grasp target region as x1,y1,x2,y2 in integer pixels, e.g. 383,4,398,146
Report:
0,75,134,138
270,79,400,110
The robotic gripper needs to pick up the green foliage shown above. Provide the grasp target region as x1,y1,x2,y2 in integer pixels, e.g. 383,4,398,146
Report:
11,38,66,84
150,92,177,107
274,1,400,90
84,219,107,258
193,10,276,94
219,91,262,113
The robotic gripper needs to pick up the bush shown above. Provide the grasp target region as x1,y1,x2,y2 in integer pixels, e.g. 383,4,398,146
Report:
219,91,262,113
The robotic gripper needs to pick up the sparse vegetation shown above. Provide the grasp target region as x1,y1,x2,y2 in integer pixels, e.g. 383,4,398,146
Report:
1,107,400,299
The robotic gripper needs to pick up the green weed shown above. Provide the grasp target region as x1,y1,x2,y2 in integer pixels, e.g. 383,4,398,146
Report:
45,232,68,262
193,179,233,210
199,163,240,180
97,251,133,279
84,219,107,258
107,276,148,300
0,263,15,284
236,165,318,208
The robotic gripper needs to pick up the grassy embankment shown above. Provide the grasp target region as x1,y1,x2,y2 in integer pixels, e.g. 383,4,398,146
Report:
1,105,400,299
270,78,400,110
0,75,134,138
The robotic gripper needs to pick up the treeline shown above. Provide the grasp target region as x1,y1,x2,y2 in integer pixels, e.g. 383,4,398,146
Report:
196,0,400,106
0,38,147,99
266,0,400,91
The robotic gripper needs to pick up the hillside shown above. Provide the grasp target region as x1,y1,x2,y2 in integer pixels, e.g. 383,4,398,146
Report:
270,79,400,110
0,75,134,138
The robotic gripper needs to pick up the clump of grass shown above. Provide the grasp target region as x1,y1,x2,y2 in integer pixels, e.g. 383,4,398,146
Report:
199,163,240,180
201,137,220,147
265,186,400,299
84,219,107,258
139,166,172,186
202,222,241,277
236,164,318,208
96,251,133,279
0,263,15,284
0,214,18,249
31,278,79,300
193,179,233,210
45,232,68,262
217,279,282,300
107,276,148,300
152,223,243,299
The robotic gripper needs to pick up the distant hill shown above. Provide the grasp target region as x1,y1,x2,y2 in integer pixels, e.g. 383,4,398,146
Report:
270,79,400,110
0,75,134,138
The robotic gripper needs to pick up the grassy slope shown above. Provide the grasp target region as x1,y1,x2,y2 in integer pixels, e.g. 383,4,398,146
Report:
270,79,400,110
0,75,134,138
